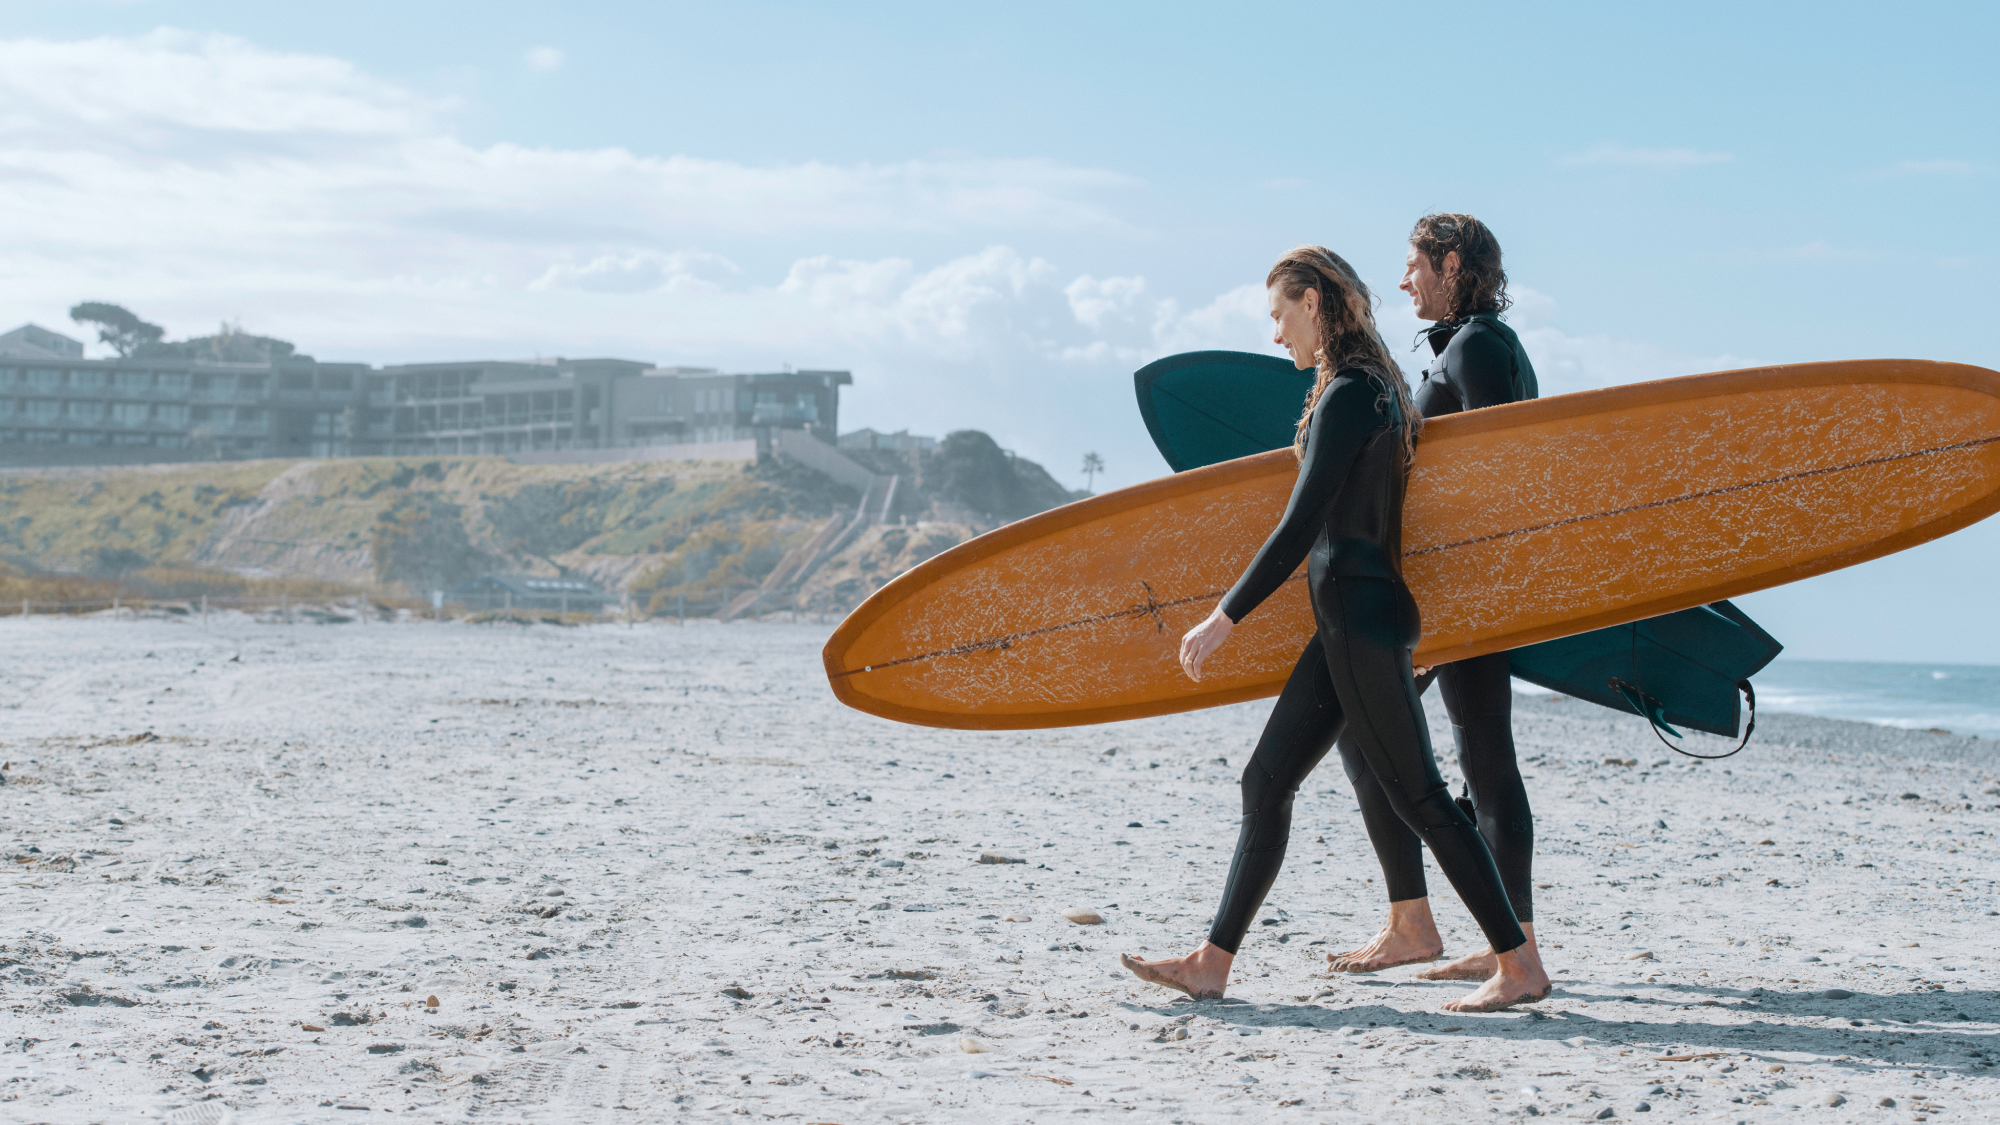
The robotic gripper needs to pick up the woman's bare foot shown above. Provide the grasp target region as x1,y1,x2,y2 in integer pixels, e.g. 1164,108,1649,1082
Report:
1439,938,1550,1012
1120,941,1233,1000
1416,923,1537,982
1326,897,1444,973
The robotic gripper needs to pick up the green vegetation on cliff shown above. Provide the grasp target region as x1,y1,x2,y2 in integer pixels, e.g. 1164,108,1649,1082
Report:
0,428,1082,615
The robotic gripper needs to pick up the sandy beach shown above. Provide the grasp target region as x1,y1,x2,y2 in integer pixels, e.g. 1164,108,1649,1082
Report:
1,615,1996,1124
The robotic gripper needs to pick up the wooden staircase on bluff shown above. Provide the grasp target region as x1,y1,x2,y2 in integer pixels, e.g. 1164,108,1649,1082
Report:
717,471,898,621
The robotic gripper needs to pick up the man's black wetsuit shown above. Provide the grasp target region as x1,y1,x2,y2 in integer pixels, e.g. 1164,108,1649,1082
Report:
1205,365,1526,957
1336,310,1540,925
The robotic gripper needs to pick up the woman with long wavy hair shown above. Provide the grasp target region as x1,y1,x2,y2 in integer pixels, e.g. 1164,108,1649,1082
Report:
1119,246,1549,1012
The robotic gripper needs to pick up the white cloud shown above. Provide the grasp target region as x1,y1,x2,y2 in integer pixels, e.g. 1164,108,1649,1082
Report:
0,30,442,139
529,250,742,294
0,30,1138,282
525,46,565,72
1558,143,1734,169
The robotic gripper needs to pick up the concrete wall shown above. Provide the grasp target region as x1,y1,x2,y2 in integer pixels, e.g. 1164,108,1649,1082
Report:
770,427,879,495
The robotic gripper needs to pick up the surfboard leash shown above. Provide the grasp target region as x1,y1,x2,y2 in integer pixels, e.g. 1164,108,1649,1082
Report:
1608,619,1757,759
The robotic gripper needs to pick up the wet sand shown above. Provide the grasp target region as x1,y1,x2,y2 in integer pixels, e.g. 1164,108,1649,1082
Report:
1,616,1996,1123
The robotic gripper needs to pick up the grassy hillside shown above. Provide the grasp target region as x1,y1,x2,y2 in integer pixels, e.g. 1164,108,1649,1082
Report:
0,454,853,609
0,430,1088,616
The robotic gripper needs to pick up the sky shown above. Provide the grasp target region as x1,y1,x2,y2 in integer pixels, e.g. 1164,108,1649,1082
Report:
2,1,1997,662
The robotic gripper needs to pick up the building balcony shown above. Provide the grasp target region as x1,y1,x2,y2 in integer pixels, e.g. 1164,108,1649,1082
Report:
751,404,818,426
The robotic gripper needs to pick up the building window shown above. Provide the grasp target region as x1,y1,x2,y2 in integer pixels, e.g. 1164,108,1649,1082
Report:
23,400,59,422
26,369,61,391
156,404,190,426
157,372,188,392
113,371,152,392
111,402,150,426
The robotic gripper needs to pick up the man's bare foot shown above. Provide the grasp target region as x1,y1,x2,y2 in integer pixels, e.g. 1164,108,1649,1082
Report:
1414,950,1496,980
1416,923,1537,982
1326,931,1443,973
1121,941,1233,1000
1325,897,1443,973
1439,939,1550,1012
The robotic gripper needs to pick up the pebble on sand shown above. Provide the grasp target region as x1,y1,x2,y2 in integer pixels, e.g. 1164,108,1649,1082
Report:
1062,908,1105,925
978,852,1026,864
1820,988,1853,999
1816,1093,1846,1107
1626,950,1655,960
959,1037,992,1054
1003,915,1032,922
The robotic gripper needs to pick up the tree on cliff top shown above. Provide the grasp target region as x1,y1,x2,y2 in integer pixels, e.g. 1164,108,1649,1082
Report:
69,302,165,357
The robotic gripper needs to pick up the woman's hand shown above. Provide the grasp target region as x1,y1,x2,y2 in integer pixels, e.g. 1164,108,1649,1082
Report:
1179,607,1235,682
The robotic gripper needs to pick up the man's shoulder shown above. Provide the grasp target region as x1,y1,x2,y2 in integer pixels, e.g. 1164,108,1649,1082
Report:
1446,313,1521,356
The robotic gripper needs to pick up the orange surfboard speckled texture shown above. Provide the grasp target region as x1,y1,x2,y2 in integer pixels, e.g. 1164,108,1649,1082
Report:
824,359,2000,730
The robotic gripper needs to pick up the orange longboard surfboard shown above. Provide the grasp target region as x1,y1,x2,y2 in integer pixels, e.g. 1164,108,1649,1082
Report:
824,359,2000,730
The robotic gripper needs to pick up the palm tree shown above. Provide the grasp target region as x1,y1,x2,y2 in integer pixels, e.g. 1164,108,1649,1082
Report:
1081,451,1105,492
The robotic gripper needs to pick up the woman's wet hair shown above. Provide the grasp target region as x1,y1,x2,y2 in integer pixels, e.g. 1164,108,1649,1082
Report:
1266,246,1416,464
1409,212,1510,321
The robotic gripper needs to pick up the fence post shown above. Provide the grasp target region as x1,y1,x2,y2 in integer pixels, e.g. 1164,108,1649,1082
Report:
201,594,208,623
677,593,685,626
280,593,287,624
20,599,26,618
113,596,120,618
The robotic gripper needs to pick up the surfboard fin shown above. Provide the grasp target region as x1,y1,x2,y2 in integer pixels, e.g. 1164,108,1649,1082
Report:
1609,678,1684,738
1609,675,1759,760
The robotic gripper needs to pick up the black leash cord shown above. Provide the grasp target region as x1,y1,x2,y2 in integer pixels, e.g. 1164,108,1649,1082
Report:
1610,619,1757,760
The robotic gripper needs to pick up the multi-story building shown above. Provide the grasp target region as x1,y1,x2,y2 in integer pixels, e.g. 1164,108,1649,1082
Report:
0,324,852,465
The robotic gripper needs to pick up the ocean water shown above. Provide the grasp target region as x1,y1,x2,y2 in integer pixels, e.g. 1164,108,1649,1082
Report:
1739,658,2000,740
1514,658,2000,739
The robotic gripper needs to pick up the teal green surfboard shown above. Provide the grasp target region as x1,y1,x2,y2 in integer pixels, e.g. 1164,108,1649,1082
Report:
1134,350,1783,738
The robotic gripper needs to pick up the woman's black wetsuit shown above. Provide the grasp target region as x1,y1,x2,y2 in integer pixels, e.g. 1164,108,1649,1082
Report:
1205,365,1526,957
1336,311,1540,924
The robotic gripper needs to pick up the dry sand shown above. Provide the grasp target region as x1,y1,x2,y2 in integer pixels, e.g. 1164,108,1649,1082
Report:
1,616,1996,1124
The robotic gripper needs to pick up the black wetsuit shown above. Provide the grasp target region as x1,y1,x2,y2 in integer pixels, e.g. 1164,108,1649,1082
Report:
1337,311,1541,923
1205,366,1526,957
